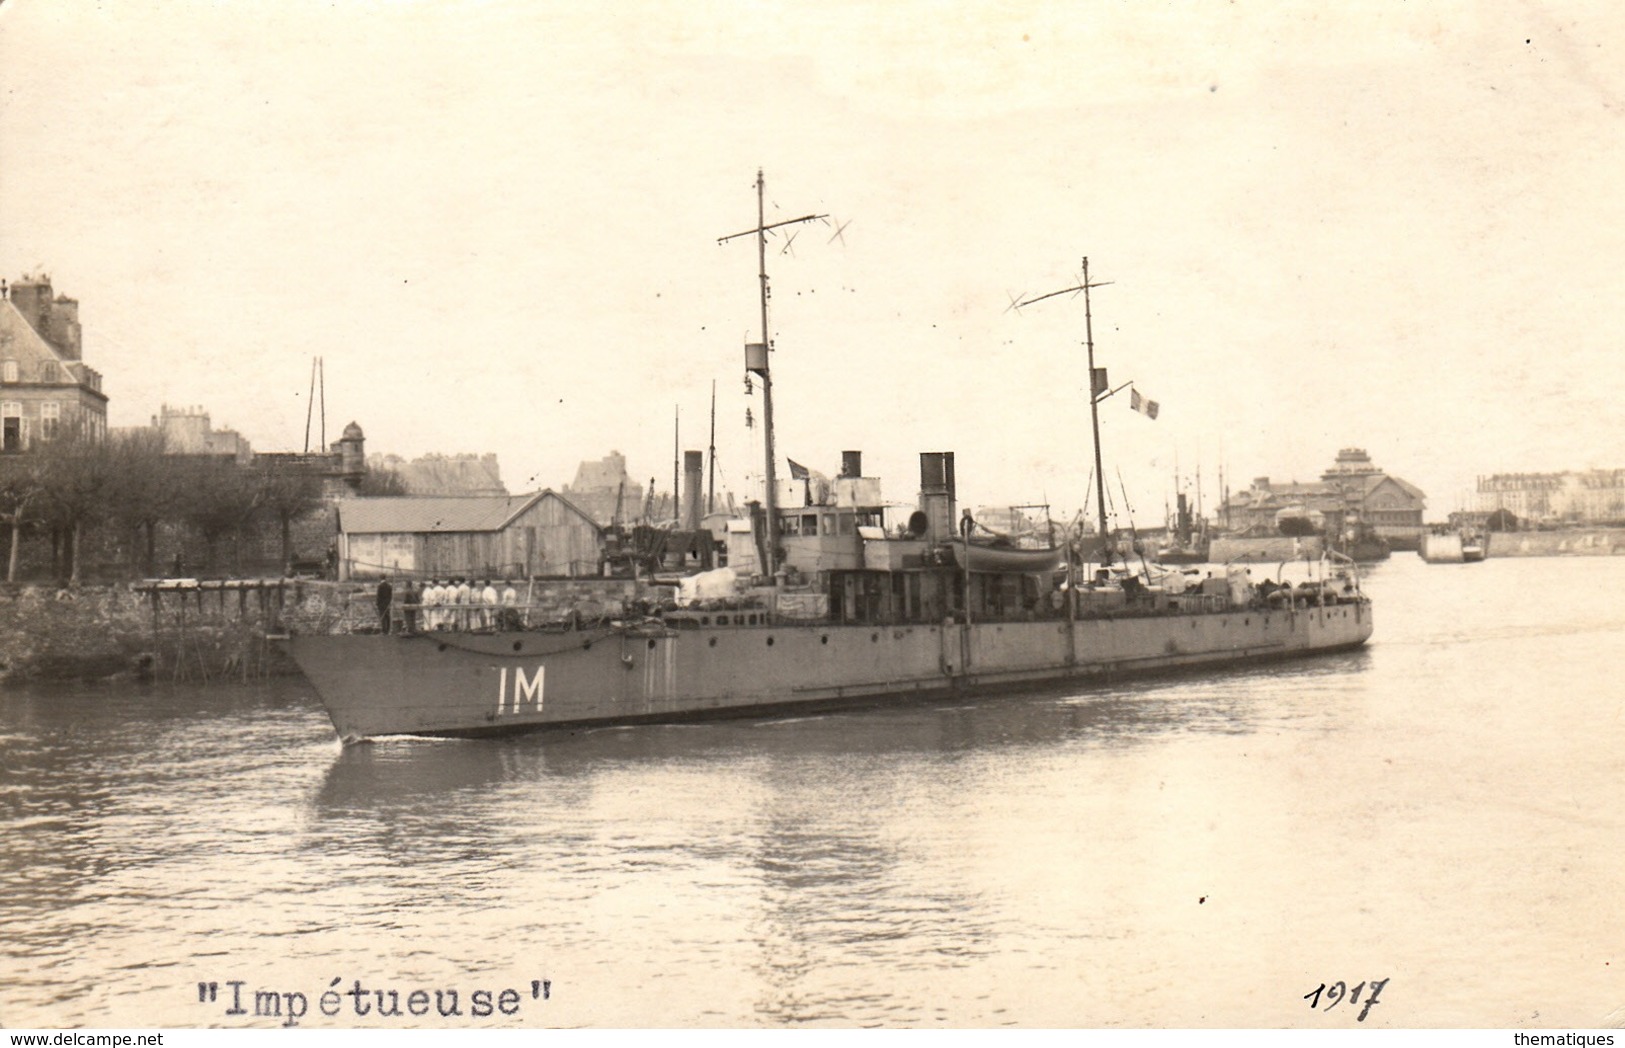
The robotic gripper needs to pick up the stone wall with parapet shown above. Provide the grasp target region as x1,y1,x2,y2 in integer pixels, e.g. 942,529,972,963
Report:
1208,535,1325,564
0,580,355,684
0,577,662,684
1486,529,1625,557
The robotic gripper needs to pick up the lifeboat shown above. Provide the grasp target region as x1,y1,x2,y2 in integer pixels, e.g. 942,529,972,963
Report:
944,541,1068,574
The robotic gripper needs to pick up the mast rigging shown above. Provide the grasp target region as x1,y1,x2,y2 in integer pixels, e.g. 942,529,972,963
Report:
1016,257,1115,564
717,170,828,576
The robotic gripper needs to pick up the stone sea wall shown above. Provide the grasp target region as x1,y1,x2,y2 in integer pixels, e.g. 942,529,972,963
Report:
0,581,346,685
1486,529,1625,557
0,577,653,685
1208,535,1326,564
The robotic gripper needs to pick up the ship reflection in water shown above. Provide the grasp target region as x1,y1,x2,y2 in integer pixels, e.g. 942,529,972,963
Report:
3,557,1623,1027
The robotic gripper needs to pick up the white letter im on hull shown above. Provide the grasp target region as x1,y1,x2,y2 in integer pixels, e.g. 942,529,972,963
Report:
497,666,546,714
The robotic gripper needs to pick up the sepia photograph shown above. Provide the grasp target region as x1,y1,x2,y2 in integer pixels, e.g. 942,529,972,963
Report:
2,0,1622,1033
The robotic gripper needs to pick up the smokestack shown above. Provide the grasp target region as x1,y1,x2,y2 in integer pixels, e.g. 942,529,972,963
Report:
841,450,862,478
918,451,957,543
682,450,704,530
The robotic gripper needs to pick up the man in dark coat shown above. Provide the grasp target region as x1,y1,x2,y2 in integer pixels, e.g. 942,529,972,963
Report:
376,577,394,634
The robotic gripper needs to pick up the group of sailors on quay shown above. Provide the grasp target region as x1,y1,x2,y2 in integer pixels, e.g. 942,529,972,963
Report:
374,576,524,634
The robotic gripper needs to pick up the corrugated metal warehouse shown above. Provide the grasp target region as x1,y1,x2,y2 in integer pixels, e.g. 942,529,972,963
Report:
336,492,603,580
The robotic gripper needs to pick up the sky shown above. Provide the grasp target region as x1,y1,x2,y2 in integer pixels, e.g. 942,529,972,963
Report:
2,0,1622,526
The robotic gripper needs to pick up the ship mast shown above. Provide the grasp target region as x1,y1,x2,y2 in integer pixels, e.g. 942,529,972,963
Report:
1081,258,1109,557
717,170,827,576
1017,257,1115,565
707,379,717,515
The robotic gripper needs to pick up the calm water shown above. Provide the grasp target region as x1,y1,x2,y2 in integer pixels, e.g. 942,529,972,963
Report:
3,555,1623,1029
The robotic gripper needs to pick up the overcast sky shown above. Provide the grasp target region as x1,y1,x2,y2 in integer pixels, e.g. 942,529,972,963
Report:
3,1,1621,524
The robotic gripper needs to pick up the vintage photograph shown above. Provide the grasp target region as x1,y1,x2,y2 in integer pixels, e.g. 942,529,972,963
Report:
2,0,1621,1031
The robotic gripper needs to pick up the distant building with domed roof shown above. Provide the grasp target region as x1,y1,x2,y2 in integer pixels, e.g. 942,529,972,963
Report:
1220,448,1426,550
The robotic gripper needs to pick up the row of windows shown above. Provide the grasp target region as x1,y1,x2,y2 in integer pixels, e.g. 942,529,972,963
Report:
1,359,67,384
1,401,101,451
3,401,63,420
776,510,880,537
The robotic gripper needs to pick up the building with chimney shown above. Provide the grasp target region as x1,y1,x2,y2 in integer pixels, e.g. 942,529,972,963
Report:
0,274,108,452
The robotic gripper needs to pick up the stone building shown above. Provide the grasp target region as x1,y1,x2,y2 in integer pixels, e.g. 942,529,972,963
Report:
0,274,108,452
564,450,646,526
1221,448,1426,549
1473,469,1625,526
366,452,507,496
124,404,253,462
115,405,367,498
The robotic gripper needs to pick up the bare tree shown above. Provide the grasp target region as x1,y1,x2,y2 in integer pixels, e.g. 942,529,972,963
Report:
173,458,262,575
103,429,175,577
254,460,323,575
0,455,45,583
32,425,116,585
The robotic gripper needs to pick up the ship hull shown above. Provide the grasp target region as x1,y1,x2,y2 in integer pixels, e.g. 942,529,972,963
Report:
283,604,1374,742
1419,532,1484,563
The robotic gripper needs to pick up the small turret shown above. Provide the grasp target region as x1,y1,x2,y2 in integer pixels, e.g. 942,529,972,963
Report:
337,421,365,481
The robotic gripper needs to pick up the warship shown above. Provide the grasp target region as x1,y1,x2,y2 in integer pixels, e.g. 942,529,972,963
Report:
280,175,1374,742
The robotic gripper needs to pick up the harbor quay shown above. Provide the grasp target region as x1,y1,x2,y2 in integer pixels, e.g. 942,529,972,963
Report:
0,577,644,684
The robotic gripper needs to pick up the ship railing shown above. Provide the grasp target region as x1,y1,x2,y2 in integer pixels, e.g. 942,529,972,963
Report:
334,595,621,635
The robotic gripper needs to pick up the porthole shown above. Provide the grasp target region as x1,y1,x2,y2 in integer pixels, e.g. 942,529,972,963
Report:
708,637,717,648
871,632,879,642
820,635,829,645
647,639,657,649
766,636,775,647
512,641,523,652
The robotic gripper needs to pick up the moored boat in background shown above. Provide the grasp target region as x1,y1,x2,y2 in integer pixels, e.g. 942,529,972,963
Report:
1419,527,1487,564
